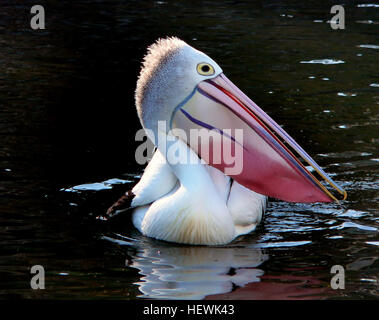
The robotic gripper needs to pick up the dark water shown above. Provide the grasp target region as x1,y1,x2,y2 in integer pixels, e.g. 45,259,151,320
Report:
1,0,378,299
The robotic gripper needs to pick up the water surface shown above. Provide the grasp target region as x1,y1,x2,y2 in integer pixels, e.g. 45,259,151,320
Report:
0,0,378,299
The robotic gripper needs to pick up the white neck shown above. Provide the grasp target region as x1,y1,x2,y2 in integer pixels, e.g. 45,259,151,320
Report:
141,129,235,245
155,130,214,191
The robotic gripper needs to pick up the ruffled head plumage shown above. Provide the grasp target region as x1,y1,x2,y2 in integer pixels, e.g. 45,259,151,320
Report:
135,37,187,121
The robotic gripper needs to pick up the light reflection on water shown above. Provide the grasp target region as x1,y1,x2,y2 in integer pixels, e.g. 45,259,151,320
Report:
77,168,377,299
56,162,378,299
103,234,267,300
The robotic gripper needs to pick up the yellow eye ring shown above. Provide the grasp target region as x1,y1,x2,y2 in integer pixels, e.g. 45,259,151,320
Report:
197,63,215,76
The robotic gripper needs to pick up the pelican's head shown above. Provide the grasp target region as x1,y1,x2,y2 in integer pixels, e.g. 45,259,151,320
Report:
136,37,222,135
135,37,346,203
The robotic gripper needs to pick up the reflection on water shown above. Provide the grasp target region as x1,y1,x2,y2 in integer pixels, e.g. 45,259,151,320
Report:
1,0,378,299
104,234,267,299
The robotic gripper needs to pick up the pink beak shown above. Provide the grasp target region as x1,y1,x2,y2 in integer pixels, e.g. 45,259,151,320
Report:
171,73,347,203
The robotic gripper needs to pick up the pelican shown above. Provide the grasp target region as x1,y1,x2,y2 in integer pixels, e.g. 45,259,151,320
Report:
106,37,346,245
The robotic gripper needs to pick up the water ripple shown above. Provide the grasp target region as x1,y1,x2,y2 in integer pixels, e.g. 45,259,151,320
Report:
300,59,345,65
330,222,378,232
61,178,131,192
357,4,379,8
357,44,379,49
251,241,312,248
366,241,379,246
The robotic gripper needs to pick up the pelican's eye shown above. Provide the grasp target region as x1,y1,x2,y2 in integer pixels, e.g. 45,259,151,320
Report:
197,63,215,76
